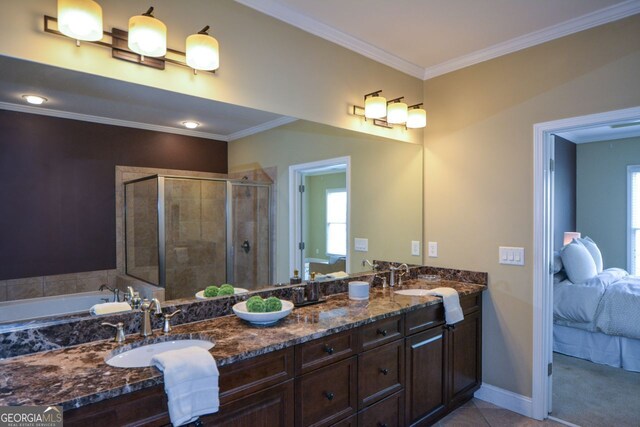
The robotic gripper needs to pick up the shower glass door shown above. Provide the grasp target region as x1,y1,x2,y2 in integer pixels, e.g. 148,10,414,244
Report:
229,183,271,289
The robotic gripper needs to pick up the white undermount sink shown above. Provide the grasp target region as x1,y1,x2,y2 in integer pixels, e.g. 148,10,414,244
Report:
106,339,214,368
394,289,433,297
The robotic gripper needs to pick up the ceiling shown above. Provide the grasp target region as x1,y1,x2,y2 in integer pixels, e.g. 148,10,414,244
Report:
237,0,640,79
0,56,293,141
556,120,640,144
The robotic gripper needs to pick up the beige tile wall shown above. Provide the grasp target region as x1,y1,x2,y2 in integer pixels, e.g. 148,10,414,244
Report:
2,269,118,301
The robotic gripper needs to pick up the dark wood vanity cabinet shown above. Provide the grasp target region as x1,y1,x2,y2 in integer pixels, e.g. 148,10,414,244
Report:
63,293,482,427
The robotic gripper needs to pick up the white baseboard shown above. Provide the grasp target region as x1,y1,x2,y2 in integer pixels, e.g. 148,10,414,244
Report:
474,383,534,418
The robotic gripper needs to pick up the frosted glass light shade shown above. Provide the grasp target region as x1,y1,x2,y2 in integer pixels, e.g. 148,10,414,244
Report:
563,232,581,246
387,102,408,124
58,0,103,41
128,14,167,57
406,108,427,128
186,33,220,71
364,95,386,119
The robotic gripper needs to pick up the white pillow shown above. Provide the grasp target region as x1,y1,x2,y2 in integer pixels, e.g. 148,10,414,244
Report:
579,236,603,273
560,239,597,284
553,251,563,274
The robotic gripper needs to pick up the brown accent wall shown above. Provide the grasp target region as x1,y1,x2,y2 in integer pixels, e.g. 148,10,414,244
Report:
0,110,227,280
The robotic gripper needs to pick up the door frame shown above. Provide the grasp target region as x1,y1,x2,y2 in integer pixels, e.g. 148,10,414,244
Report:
289,156,351,278
532,106,640,419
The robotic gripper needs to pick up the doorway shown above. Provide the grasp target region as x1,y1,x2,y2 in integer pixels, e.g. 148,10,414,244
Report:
289,157,350,280
532,106,640,421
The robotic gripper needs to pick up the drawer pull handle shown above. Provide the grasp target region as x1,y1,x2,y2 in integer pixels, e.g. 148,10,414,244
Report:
379,368,389,375
324,391,335,401
323,345,334,354
377,328,388,337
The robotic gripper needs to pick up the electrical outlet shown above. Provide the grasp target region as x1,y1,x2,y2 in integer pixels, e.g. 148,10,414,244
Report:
411,240,420,256
428,241,438,257
354,238,368,252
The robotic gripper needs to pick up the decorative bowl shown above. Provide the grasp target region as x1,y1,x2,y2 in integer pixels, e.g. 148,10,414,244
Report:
195,287,249,300
232,300,294,325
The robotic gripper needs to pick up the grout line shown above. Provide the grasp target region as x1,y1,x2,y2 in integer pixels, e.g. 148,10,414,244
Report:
548,416,582,427
471,399,494,427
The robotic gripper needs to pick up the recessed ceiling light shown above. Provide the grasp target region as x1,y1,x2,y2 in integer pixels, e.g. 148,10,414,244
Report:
22,95,48,105
182,121,200,129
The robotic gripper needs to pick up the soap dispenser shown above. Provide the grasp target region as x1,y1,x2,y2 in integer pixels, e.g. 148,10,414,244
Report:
290,269,302,285
306,272,320,302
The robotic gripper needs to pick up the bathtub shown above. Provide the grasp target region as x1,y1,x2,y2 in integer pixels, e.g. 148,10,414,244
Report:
0,291,113,324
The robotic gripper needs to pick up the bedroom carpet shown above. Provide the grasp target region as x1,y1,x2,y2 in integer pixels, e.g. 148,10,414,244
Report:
552,352,640,427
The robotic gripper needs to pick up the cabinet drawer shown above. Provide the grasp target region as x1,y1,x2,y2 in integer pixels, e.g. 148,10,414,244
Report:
330,415,357,427
295,356,358,427
358,339,404,409
295,329,358,375
219,347,294,404
405,304,444,336
460,293,481,314
358,390,404,427
360,315,403,352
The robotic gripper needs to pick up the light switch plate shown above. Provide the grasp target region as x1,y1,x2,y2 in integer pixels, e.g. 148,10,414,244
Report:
499,246,525,266
428,241,438,258
411,240,420,256
354,238,368,252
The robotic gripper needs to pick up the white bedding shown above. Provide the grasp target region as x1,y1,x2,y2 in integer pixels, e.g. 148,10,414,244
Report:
554,268,640,339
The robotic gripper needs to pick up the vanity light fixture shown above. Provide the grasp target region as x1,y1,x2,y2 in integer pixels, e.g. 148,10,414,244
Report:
45,2,219,75
386,97,408,125
406,104,427,129
128,7,167,58
353,91,426,129
182,121,200,129
186,26,220,71
57,0,103,43
22,95,48,105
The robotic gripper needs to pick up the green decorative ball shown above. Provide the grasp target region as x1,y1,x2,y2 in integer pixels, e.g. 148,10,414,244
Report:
246,297,266,313
203,285,219,297
265,297,282,312
218,284,235,296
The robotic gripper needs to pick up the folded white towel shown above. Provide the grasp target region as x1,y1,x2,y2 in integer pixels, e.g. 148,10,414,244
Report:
89,302,132,315
151,346,220,426
426,287,464,325
328,271,350,279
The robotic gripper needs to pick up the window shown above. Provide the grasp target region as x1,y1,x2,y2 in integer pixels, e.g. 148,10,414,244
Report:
628,166,640,275
326,189,347,256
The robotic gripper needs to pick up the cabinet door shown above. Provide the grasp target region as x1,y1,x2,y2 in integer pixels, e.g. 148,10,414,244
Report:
201,380,294,426
405,326,447,426
449,310,482,405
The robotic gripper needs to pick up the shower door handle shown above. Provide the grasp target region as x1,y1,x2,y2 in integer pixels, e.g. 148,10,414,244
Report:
241,240,251,253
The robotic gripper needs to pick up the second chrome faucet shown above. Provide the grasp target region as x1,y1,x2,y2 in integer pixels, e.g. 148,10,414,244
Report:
140,298,181,336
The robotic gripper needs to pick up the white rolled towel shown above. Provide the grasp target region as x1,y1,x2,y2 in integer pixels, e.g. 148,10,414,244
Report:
425,287,464,325
90,302,132,315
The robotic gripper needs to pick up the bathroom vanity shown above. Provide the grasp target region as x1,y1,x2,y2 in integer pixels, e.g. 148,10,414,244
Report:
53,284,483,426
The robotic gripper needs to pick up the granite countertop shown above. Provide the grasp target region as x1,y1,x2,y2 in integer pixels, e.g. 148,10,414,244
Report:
0,279,485,410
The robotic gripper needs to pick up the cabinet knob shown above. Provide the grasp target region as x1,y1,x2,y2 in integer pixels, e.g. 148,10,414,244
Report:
324,391,334,401
377,328,388,337
379,368,389,375
323,344,334,355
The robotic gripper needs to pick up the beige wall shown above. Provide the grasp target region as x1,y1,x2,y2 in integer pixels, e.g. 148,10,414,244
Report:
577,137,640,270
229,120,423,282
423,15,640,397
0,0,422,143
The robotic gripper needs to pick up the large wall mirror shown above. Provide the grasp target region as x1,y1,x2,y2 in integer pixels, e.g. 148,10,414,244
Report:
0,55,423,328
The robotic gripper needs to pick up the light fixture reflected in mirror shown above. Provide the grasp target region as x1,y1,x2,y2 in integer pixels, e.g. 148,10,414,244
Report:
128,7,167,58
22,95,48,105
386,98,408,124
186,26,220,71
406,104,427,129
57,0,103,42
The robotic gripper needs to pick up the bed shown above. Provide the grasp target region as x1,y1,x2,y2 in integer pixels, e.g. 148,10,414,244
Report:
553,250,640,372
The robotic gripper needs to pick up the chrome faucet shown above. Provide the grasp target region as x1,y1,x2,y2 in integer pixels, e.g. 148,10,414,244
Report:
362,259,379,271
389,263,410,287
140,298,162,337
99,284,120,302
123,286,142,309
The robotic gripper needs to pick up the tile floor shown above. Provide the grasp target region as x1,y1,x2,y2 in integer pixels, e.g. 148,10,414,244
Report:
437,398,566,426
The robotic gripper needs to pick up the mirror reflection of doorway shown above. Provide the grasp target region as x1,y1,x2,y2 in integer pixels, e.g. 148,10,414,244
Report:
290,157,350,280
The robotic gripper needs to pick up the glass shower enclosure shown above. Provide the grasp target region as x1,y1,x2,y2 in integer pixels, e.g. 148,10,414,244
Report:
124,175,272,300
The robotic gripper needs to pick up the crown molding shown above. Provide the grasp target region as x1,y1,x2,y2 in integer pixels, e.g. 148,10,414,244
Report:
234,0,425,79
423,0,640,79
0,101,230,141
227,116,298,141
